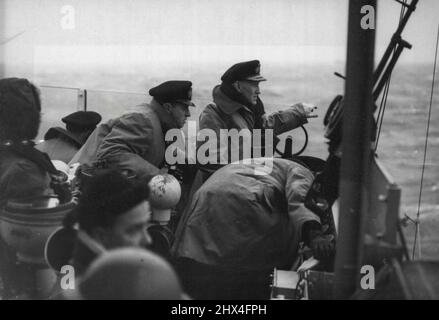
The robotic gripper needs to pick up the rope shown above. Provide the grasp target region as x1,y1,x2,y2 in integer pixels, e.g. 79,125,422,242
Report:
412,24,439,260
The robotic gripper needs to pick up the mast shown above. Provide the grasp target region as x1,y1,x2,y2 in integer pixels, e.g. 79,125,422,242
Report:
333,0,376,299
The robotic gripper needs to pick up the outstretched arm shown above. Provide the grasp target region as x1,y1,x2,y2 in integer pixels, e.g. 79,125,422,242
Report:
262,103,317,135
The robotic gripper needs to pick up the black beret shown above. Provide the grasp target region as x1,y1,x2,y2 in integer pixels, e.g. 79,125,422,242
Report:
221,60,267,84
149,80,195,106
62,111,102,129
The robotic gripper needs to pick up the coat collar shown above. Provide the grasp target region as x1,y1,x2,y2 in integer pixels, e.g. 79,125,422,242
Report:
212,85,249,115
44,127,87,147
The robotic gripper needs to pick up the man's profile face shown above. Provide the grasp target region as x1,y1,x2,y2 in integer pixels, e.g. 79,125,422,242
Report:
237,80,261,105
170,102,191,128
101,200,153,249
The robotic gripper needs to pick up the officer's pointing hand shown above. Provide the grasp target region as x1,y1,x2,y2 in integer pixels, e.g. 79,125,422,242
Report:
302,103,318,119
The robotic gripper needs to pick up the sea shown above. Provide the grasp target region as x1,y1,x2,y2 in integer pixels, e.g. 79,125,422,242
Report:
29,62,439,259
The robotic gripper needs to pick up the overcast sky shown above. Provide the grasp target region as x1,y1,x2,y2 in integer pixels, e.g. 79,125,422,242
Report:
1,0,438,74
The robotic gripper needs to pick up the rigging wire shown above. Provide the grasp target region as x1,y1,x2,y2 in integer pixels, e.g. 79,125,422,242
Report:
374,76,392,151
40,85,146,96
0,30,26,46
412,23,439,260
374,0,407,151
399,1,406,23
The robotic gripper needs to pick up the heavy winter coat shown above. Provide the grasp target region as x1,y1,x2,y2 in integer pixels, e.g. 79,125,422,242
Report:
172,158,320,272
70,100,177,178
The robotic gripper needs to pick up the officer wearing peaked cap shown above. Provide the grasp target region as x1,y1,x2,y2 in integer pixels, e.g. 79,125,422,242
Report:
70,80,195,179
220,60,267,83
36,111,102,163
197,60,318,176
174,60,319,228
149,81,195,107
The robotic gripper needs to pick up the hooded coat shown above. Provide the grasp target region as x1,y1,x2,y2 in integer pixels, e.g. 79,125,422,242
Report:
0,78,51,206
172,158,320,272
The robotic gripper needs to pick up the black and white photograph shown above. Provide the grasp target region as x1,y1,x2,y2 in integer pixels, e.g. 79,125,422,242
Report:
0,0,438,305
